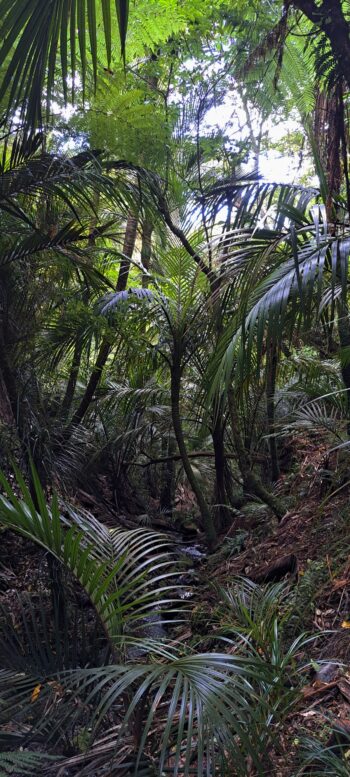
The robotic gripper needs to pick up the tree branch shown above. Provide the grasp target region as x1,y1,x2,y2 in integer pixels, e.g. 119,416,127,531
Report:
156,194,218,288
125,450,266,467
292,0,350,90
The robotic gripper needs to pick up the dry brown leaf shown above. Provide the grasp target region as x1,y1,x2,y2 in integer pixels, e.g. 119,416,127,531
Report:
333,579,349,590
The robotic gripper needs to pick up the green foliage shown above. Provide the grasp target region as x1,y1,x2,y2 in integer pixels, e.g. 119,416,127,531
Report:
297,731,350,776
217,577,292,650
288,560,329,633
0,0,129,126
216,530,248,559
0,751,60,776
0,463,179,647
0,466,314,776
1,2,350,772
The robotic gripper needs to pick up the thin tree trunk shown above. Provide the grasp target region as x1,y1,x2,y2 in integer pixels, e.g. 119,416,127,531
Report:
171,356,217,550
266,341,280,482
0,368,13,424
65,339,111,435
0,335,19,428
141,221,153,288
316,85,350,438
212,416,231,529
65,211,138,436
160,433,176,516
338,299,350,435
116,211,138,292
156,195,216,286
227,387,285,520
60,333,84,420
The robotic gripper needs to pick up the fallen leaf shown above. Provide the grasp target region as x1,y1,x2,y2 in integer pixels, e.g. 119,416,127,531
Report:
300,710,318,718
333,579,348,590
31,684,41,702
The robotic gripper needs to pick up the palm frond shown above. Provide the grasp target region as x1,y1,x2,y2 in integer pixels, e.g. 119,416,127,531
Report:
0,0,129,127
0,465,313,776
0,752,59,776
278,397,342,438
296,731,350,776
202,176,318,232
0,464,179,649
208,211,350,393
0,149,141,226
98,287,155,316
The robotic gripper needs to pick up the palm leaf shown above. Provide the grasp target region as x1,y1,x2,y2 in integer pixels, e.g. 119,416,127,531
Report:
0,471,312,776
0,752,60,776
0,149,140,224
0,0,129,127
297,731,350,776
0,464,179,649
5,651,284,776
209,217,350,393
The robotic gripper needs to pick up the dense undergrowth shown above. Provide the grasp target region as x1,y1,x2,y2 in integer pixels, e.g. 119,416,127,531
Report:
1,0,350,774
0,455,349,776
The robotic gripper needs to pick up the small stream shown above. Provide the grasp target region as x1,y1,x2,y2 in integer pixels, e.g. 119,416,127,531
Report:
177,543,206,560
127,540,206,658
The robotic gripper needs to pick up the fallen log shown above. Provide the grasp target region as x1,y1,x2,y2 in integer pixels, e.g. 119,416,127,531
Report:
338,677,350,704
252,553,298,584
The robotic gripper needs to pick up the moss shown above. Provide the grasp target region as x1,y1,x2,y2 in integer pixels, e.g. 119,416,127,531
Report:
190,602,213,634
287,560,329,634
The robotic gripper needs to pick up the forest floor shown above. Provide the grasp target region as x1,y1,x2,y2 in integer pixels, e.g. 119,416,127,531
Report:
194,432,350,775
1,432,350,774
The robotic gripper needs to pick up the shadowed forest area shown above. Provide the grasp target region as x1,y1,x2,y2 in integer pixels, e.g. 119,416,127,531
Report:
1,1,350,774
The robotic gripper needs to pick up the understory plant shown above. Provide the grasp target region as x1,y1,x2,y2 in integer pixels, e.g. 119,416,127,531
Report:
0,466,314,776
296,731,350,776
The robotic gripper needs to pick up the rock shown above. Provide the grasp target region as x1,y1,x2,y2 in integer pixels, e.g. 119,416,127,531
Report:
314,662,341,683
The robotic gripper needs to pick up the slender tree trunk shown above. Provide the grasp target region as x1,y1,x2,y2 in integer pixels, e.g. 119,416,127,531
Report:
315,85,350,438
65,340,111,434
227,387,285,520
116,211,138,292
338,299,350,435
156,195,216,286
266,341,280,482
160,433,176,516
224,460,245,509
141,221,153,288
171,355,217,550
0,368,13,425
0,335,19,428
212,416,231,529
60,334,84,420
65,211,138,436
